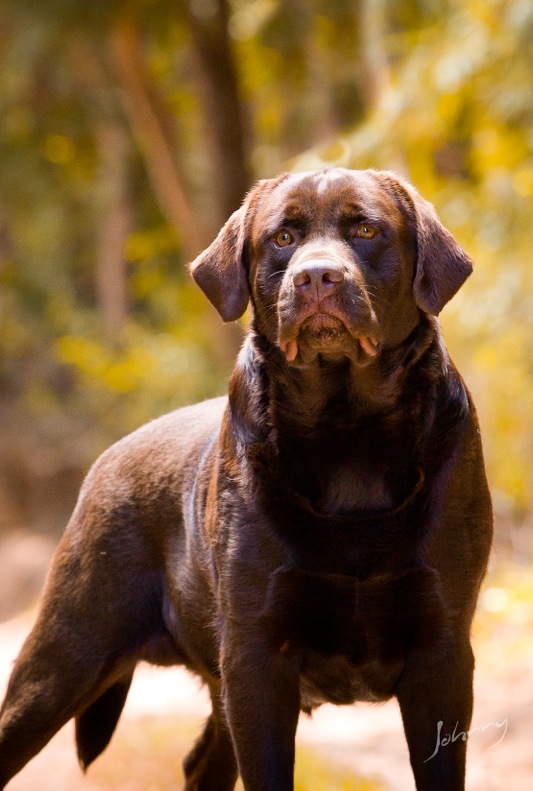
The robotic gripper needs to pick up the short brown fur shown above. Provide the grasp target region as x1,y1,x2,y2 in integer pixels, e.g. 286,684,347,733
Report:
0,168,492,791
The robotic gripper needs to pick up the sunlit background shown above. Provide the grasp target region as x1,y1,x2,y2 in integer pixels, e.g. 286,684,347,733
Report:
0,0,532,789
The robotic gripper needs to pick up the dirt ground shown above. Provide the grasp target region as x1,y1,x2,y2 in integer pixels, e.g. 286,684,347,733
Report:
1,605,531,791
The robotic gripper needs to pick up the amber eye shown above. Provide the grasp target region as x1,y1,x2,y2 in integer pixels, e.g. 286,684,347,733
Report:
274,229,294,248
354,224,378,240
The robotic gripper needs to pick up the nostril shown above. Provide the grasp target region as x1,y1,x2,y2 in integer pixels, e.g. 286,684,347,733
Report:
292,262,345,292
293,270,312,288
322,268,344,284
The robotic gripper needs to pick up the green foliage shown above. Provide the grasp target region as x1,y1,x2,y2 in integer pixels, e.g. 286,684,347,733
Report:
0,0,532,530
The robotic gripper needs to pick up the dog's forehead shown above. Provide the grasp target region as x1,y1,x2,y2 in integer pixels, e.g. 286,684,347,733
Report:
254,168,401,234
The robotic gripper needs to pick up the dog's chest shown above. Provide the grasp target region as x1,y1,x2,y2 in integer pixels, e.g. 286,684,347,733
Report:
300,651,403,708
259,565,445,706
319,458,395,512
275,414,419,517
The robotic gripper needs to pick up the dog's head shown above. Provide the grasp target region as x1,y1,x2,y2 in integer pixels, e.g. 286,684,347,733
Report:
190,168,472,366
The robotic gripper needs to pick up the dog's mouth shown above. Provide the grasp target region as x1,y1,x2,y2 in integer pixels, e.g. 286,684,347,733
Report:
279,313,379,364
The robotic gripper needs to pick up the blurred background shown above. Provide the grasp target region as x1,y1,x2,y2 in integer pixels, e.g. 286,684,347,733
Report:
1,0,532,789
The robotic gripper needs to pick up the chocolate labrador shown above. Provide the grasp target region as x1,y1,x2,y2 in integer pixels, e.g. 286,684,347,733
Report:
0,168,492,790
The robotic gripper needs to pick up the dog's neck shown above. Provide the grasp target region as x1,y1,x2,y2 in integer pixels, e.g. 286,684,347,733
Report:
250,313,439,427
228,316,441,513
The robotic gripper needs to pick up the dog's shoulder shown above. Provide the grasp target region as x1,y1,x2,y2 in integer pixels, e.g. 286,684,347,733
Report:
79,397,228,504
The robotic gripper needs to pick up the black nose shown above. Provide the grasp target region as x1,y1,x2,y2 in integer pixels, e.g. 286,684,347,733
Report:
292,261,345,300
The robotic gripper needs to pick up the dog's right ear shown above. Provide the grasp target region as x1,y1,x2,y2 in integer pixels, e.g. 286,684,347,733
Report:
190,205,249,322
190,175,288,322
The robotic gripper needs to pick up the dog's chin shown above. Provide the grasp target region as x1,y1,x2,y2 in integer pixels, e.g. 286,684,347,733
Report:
279,313,379,367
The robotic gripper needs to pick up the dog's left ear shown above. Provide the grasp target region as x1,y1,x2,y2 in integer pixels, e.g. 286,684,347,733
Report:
190,175,288,322
410,189,473,315
376,172,473,315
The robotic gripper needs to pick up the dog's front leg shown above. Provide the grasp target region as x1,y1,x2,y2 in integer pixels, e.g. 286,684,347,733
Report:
396,641,475,791
221,631,301,791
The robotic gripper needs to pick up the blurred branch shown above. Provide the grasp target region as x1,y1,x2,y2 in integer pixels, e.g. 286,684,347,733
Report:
359,0,391,112
186,0,252,224
0,210,13,268
108,18,207,259
67,36,131,338
94,123,132,338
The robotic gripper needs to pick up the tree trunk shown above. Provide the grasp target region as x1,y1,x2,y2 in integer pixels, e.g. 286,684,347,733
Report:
67,35,131,337
94,122,132,339
108,18,208,259
187,0,252,226
359,0,391,112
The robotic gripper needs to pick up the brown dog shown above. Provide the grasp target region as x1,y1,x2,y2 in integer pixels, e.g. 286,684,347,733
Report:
0,168,492,790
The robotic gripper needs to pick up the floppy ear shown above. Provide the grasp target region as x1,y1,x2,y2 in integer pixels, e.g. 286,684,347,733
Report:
190,174,289,322
376,171,473,315
189,205,249,322
410,189,473,315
